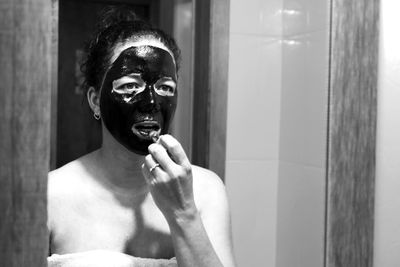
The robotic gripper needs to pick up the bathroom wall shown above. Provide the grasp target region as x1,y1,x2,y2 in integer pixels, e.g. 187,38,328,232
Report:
275,0,328,266
226,0,282,266
374,1,400,266
225,0,328,266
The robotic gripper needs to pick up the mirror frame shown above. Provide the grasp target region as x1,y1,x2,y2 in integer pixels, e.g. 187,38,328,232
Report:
325,0,379,266
0,0,52,265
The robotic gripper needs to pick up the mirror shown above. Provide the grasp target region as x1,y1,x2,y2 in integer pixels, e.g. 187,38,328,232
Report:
0,0,378,265
53,0,329,266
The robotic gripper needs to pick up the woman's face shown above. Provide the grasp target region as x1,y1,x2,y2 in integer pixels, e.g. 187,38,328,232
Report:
99,40,178,155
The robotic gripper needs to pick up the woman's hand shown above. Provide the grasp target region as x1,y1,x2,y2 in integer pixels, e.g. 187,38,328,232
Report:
142,134,198,223
142,135,235,267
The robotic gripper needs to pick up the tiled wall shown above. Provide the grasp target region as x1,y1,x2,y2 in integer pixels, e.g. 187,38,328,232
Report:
226,0,328,266
276,0,328,266
226,1,282,266
374,1,400,266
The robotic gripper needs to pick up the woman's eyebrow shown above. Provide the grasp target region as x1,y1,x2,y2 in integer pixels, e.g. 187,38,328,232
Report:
113,73,144,83
157,77,176,82
126,73,143,79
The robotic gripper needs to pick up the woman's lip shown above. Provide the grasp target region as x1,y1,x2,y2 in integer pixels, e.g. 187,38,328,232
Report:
131,121,161,140
133,120,160,127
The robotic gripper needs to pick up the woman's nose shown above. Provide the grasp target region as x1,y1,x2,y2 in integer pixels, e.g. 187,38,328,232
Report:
138,85,160,113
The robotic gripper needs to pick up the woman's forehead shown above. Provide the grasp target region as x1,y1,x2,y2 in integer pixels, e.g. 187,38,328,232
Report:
110,38,175,65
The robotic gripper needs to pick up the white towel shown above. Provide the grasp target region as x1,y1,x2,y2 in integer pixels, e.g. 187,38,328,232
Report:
48,251,177,267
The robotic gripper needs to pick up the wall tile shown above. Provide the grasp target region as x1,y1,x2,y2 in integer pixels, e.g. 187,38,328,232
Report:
226,34,281,161
225,159,279,267
230,0,282,36
279,30,329,167
276,161,325,267
283,0,328,36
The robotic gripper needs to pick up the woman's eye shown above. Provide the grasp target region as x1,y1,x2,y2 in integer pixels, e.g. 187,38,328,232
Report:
160,85,173,92
155,83,176,96
119,83,141,90
112,74,146,94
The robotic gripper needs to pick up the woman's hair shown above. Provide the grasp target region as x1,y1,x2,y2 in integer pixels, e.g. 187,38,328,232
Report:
81,6,181,92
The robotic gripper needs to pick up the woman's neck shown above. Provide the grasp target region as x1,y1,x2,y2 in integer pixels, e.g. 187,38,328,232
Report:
93,128,150,199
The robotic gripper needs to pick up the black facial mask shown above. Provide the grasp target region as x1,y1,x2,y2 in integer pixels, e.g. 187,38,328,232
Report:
99,45,177,155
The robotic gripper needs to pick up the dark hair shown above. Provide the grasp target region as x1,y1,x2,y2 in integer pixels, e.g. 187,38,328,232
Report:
81,6,181,92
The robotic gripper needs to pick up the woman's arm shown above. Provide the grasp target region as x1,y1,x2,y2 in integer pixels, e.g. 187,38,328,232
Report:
168,176,235,267
142,135,236,267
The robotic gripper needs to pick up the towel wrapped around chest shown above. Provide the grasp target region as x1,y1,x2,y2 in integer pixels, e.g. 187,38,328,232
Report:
48,250,177,267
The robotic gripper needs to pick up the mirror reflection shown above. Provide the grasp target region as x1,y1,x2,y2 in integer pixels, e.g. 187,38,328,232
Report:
51,0,329,267
54,0,193,169
49,1,236,267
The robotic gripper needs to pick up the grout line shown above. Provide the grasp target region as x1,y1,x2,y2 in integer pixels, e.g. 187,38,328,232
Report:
229,31,282,39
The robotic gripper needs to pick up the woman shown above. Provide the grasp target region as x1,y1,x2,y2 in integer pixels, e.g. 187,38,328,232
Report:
47,7,236,267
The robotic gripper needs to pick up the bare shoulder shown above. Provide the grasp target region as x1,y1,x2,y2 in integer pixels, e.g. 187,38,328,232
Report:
191,165,225,187
48,155,90,196
191,165,228,212
190,166,235,267
47,153,95,228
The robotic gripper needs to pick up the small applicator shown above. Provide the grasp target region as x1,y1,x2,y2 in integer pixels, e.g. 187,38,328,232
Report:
150,131,160,143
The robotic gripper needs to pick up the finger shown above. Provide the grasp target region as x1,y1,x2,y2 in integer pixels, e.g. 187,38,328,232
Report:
142,161,167,187
159,135,190,167
143,154,169,183
144,154,158,170
148,143,179,176
141,162,154,185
